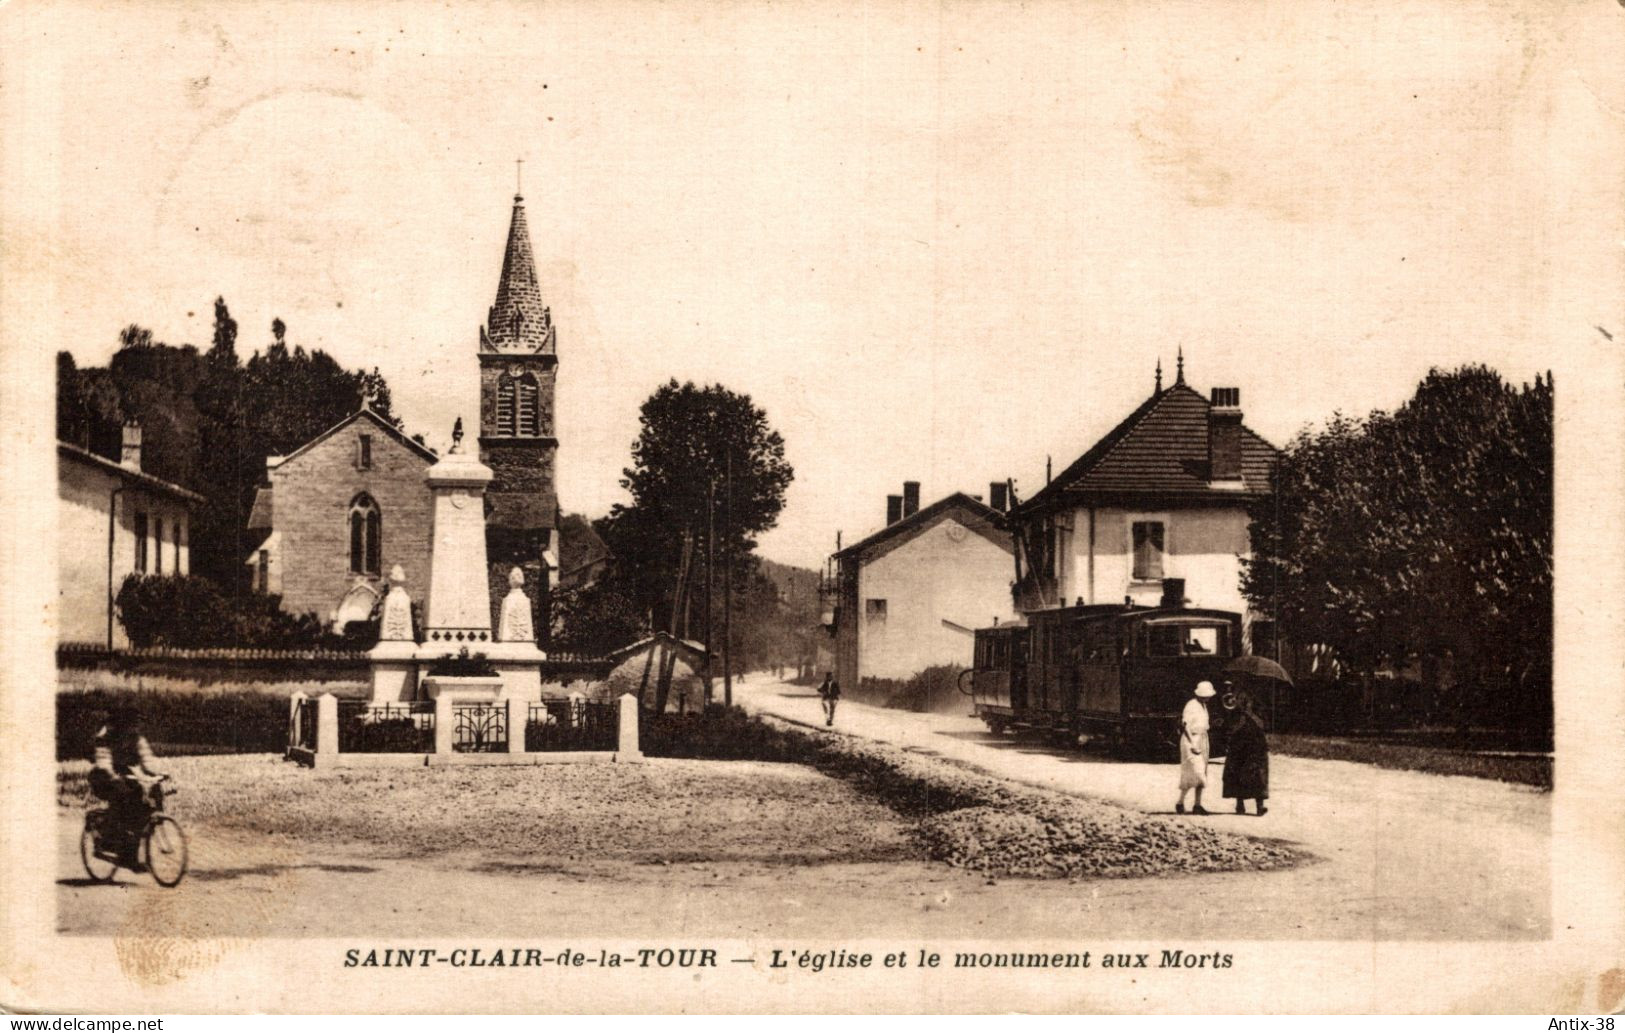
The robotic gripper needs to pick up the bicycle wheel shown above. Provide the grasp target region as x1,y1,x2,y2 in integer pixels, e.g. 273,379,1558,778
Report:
142,815,188,888
80,814,118,883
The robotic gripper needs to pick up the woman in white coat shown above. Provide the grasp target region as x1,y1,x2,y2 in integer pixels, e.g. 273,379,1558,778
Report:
1175,681,1216,815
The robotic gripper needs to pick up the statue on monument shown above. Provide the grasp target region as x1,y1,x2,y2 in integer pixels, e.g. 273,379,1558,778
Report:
497,566,535,644
379,565,415,642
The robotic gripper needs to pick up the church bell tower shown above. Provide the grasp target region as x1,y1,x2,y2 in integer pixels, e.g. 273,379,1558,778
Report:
477,190,558,642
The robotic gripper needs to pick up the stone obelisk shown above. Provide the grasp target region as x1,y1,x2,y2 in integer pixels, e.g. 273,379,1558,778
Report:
419,418,496,647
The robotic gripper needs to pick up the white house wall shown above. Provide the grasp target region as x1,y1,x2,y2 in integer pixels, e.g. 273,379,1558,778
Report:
1065,504,1253,618
58,459,193,648
856,519,1014,682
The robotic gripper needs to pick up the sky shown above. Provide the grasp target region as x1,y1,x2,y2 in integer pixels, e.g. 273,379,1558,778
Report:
11,0,1622,569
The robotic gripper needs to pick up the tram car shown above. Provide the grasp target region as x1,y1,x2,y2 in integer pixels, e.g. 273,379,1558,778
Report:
966,599,1244,757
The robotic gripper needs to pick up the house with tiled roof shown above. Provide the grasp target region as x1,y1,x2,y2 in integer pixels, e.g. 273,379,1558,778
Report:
1009,354,1280,648
829,483,1015,690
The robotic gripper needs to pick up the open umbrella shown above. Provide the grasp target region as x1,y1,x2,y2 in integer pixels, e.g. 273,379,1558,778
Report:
1224,654,1293,685
1223,655,1293,730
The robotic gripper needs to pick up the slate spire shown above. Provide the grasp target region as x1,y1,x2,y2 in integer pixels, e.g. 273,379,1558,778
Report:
481,193,555,354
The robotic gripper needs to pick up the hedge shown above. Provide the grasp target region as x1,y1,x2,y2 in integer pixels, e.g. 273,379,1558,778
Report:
114,574,345,649
57,688,289,761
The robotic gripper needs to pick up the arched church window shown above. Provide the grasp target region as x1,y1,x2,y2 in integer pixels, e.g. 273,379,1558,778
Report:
496,374,517,437
516,373,540,437
349,493,382,576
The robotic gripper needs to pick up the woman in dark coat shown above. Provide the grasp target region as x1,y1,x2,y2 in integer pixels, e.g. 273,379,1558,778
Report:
1223,690,1270,816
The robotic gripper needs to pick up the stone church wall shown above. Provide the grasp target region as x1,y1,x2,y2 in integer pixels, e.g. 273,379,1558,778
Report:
270,420,433,626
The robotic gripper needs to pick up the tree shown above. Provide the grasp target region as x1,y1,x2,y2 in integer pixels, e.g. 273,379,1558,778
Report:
1241,365,1552,732
60,305,414,593
597,380,794,708
599,380,793,629
207,295,238,366
550,578,647,658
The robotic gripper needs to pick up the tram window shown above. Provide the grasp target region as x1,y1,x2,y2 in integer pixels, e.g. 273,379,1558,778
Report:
1184,627,1219,654
1148,625,1183,657
1147,623,1229,657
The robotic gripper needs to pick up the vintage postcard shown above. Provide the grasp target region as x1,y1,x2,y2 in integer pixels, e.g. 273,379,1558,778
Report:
2,0,1622,1015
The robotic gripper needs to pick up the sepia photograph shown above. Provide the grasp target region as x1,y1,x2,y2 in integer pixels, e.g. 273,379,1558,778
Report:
2,0,1622,1016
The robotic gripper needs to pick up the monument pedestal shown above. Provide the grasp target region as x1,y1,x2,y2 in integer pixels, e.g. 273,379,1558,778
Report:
368,640,419,702
483,640,546,701
421,674,505,700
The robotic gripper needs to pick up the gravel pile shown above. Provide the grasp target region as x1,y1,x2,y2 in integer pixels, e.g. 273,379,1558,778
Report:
765,720,1301,879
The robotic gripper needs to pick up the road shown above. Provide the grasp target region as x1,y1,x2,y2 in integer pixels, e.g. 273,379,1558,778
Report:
736,676,1550,940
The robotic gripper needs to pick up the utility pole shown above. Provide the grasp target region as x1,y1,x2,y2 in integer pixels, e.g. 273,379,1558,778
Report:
704,477,715,703
723,449,734,708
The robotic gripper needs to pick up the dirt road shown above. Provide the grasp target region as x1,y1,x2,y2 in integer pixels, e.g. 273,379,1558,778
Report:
58,689,1548,942
737,677,1550,940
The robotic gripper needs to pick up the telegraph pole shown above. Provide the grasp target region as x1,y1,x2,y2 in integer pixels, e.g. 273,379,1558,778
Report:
723,449,734,708
704,477,715,703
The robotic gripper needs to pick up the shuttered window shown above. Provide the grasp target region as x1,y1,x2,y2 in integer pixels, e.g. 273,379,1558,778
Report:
516,374,540,436
496,376,517,436
134,512,148,573
1132,521,1165,581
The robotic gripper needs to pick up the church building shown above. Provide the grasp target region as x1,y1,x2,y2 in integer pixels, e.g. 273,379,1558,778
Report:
477,190,561,635
249,191,587,639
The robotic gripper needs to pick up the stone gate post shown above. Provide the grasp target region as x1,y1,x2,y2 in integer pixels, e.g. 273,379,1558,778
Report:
506,696,526,754
617,693,642,763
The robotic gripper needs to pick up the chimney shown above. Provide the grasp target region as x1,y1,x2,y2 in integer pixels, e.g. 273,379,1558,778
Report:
886,495,903,526
902,481,920,518
1208,387,1243,482
1160,577,1187,610
990,481,1009,513
119,420,143,472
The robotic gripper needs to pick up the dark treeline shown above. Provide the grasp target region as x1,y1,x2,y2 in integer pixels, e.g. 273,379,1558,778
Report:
57,298,404,592
1242,365,1552,734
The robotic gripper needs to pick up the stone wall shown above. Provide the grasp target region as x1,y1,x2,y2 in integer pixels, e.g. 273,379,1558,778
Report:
270,420,433,626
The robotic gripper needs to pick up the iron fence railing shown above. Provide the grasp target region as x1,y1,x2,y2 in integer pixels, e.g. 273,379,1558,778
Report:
293,697,318,751
337,700,436,753
526,699,618,752
452,702,508,753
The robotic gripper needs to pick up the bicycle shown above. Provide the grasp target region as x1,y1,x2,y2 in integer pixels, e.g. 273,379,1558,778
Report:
81,774,189,888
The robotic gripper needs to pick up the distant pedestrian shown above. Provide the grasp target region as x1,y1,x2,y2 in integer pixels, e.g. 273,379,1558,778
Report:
1223,691,1270,816
1175,681,1215,815
818,672,841,726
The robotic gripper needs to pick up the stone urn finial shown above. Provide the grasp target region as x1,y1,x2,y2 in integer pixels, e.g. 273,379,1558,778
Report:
378,565,414,642
497,565,535,643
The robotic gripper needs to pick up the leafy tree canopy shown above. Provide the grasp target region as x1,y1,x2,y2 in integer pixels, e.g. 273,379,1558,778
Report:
1241,365,1552,729
57,302,409,590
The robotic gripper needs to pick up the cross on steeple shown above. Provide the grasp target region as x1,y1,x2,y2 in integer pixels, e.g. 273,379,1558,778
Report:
515,157,525,199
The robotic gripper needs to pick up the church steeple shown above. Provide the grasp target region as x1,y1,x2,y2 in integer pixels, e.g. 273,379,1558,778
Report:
481,194,555,354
